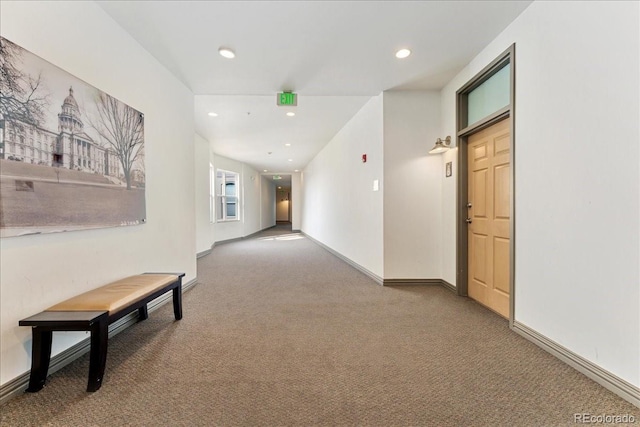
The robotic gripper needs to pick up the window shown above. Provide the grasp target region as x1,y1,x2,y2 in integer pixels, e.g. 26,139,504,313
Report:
216,169,239,221
465,62,510,127
209,163,214,223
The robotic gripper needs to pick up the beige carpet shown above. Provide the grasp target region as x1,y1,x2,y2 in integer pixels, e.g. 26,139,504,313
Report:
2,225,639,426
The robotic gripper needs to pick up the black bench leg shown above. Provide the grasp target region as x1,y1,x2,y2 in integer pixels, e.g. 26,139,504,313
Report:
138,305,149,321
26,328,52,392
87,318,108,392
173,282,183,320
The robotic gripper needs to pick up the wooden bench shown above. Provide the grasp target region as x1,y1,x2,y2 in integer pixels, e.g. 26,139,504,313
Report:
19,272,185,392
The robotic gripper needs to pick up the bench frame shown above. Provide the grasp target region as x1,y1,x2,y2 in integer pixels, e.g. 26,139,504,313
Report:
19,272,185,392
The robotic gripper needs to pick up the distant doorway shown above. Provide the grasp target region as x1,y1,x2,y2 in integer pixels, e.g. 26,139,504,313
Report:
276,187,291,223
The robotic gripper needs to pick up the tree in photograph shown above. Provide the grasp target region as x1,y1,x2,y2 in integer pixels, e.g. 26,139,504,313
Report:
91,93,144,190
131,147,146,186
0,37,49,126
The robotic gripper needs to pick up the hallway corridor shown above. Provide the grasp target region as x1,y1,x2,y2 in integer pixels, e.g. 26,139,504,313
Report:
2,227,639,426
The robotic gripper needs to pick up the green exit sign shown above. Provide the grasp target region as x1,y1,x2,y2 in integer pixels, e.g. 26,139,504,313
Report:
277,92,297,106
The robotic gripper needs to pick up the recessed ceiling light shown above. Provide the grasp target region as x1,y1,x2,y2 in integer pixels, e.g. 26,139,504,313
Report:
395,48,411,59
294,169,299,172
278,186,282,189
218,47,235,59
208,112,218,117
285,143,291,147
286,112,295,117
263,169,268,172
288,159,293,162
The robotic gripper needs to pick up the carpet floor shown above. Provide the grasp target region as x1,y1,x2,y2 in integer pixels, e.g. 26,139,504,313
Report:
2,224,639,426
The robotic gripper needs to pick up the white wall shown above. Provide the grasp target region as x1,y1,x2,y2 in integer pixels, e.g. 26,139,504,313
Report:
302,95,384,278
0,1,196,385
440,147,457,286
195,133,213,254
383,91,442,279
242,163,261,235
261,176,276,229
212,154,265,242
291,172,302,231
440,1,640,387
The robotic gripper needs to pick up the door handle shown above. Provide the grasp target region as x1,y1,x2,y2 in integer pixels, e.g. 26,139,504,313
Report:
465,218,472,224
467,202,472,208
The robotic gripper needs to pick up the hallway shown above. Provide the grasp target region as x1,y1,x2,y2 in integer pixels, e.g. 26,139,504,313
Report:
2,227,638,426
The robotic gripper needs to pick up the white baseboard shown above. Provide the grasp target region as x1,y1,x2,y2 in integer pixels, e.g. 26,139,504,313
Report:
197,246,213,258
383,278,442,286
512,321,640,408
301,233,384,285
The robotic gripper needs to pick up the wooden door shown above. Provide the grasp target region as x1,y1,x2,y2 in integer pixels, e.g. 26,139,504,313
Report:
467,119,510,318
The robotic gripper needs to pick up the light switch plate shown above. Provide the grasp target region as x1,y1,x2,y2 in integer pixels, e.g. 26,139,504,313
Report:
373,180,379,191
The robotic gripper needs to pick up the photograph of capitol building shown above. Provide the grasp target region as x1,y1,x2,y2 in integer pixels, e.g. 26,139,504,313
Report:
0,36,146,237
3,87,122,178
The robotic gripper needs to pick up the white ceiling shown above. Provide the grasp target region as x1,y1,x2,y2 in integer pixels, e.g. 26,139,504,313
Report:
98,1,531,173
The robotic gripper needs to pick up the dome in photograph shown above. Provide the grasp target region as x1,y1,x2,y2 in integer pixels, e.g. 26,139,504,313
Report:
63,87,79,109
59,86,84,132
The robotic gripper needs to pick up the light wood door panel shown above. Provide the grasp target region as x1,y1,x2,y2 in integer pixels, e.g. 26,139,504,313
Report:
467,119,510,318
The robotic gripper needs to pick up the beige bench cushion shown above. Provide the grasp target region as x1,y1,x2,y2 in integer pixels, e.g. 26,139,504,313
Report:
46,274,179,314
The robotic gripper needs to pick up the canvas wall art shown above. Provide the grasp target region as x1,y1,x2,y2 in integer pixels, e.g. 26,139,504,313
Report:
0,36,146,237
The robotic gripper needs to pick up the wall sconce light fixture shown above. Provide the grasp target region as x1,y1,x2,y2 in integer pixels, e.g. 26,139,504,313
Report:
429,136,452,154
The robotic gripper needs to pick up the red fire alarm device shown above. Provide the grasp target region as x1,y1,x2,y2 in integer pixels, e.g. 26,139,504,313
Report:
362,154,367,163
